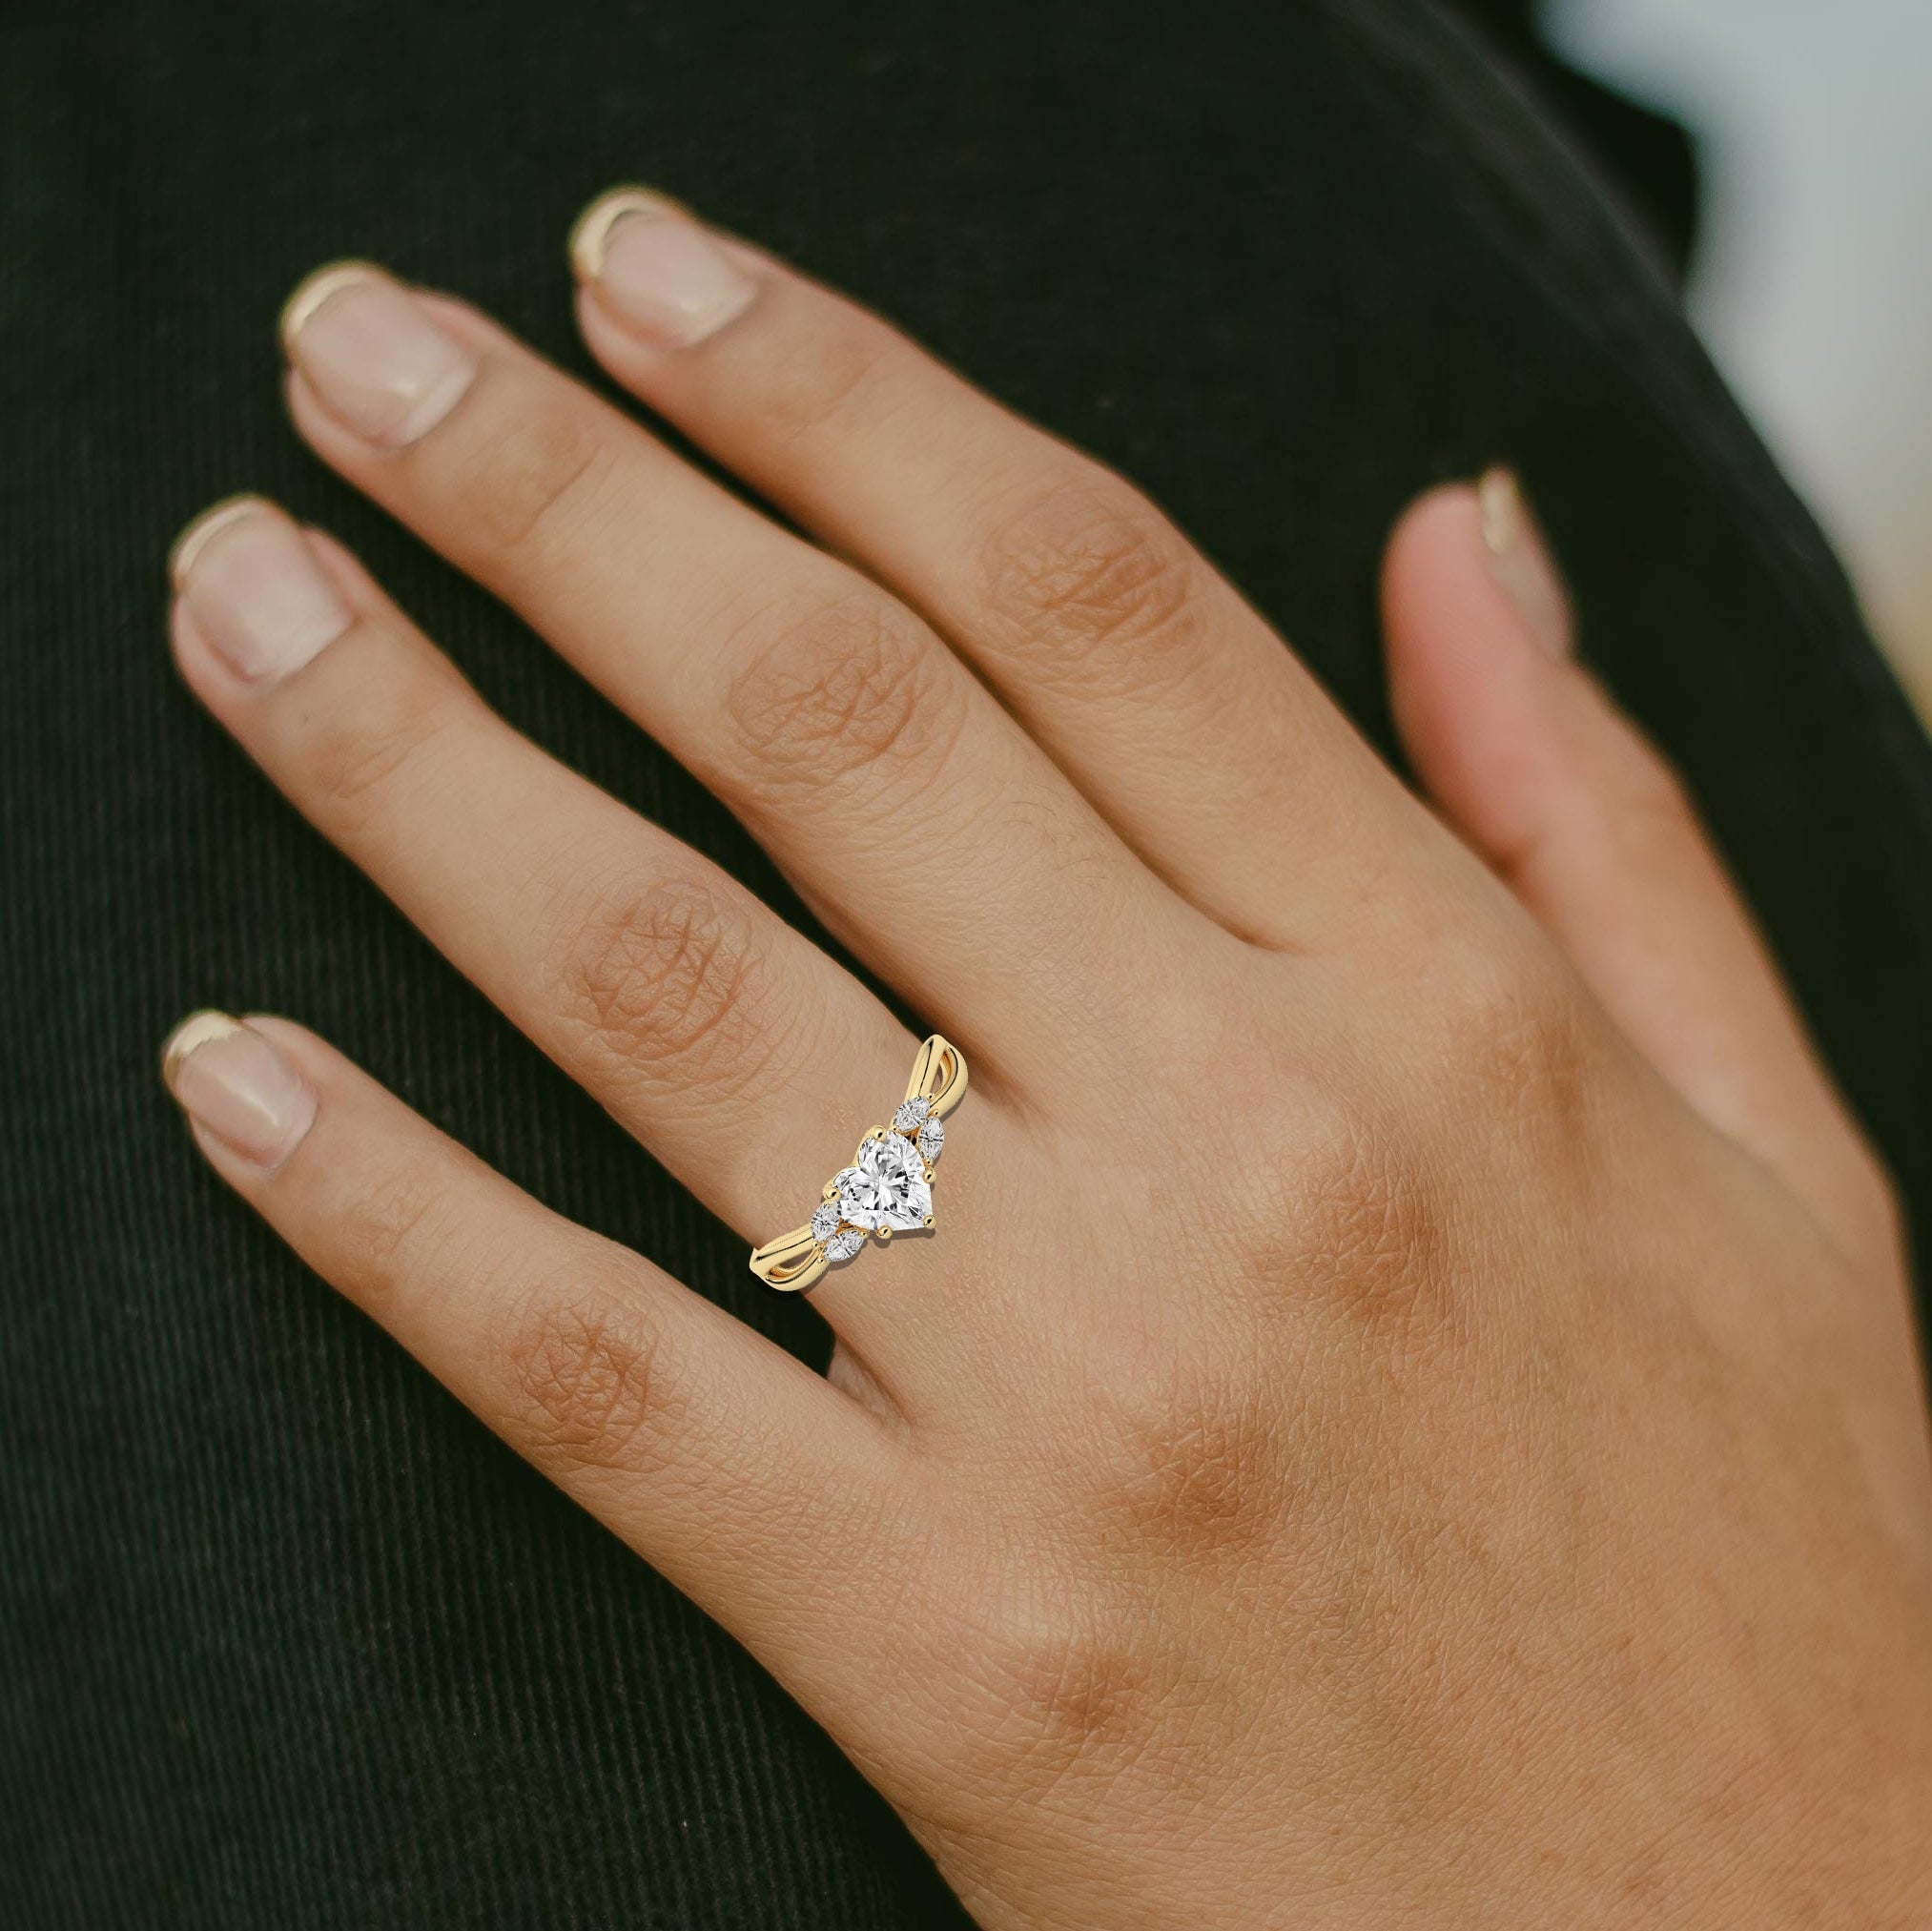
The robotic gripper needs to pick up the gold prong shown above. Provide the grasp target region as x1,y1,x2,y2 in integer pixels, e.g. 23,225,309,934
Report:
753,1035,966,1290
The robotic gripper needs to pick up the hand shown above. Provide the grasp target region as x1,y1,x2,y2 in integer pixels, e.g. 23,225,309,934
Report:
161,190,1932,1927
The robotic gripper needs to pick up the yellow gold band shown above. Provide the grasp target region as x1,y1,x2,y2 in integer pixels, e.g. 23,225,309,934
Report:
750,1035,968,1292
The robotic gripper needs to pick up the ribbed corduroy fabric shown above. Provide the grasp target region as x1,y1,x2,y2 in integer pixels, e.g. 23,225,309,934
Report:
3,2,1928,1925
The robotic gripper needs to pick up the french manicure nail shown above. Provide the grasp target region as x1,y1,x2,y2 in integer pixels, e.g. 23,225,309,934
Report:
1478,467,1574,659
162,1012,317,1172
282,263,478,447
170,498,352,685
571,189,757,350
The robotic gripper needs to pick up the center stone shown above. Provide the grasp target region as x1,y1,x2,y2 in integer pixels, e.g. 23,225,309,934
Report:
836,1134,933,1232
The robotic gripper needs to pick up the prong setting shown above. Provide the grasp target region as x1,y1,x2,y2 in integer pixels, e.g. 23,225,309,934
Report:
748,1035,966,1289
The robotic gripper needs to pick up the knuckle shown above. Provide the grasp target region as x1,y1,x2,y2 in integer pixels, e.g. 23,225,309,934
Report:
1083,1342,1290,1557
1610,728,1696,827
1200,1042,1454,1355
1159,1017,1457,1348
1609,800,1697,896
302,647,464,817
1278,1085,1450,1345
720,585,964,794
552,873,776,1095
949,1592,1151,1793
450,391,626,566
973,468,1207,687
1439,935,1590,1128
1578,727,1701,878
752,321,895,450
343,1161,453,1303
502,1285,681,1477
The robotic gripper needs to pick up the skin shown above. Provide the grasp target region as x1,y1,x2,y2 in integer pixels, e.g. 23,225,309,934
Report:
161,191,1932,1927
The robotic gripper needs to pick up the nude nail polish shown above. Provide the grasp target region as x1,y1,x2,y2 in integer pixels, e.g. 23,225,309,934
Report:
170,498,352,685
1478,467,1574,659
162,1013,317,1172
571,189,757,350
282,263,478,447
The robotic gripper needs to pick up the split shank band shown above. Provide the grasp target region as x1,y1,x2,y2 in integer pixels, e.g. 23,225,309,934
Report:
750,1036,968,1293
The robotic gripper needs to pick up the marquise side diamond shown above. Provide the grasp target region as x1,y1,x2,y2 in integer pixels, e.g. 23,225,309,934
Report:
747,1034,966,1291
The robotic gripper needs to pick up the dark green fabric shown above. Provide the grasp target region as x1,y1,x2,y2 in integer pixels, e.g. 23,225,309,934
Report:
3,2,1926,1924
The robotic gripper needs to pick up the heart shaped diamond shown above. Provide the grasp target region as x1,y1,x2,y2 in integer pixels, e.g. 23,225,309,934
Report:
834,1133,933,1233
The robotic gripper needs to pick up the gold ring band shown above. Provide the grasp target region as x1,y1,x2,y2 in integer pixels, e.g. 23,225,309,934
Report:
750,1035,968,1292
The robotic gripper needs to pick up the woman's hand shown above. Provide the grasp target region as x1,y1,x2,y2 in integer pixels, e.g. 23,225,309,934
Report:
161,190,1932,1927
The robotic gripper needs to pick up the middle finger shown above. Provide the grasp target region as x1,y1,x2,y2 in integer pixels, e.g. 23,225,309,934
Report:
278,265,1204,1084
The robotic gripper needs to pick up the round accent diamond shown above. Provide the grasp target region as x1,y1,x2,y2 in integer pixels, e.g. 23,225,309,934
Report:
810,1201,842,1245
893,1097,931,1134
916,1118,944,1161
823,1228,866,1263
835,1133,933,1231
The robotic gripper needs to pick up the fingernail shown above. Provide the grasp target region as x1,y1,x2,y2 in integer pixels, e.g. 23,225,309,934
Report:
1478,467,1573,659
282,262,478,447
169,498,353,685
570,188,757,350
162,1013,317,1172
